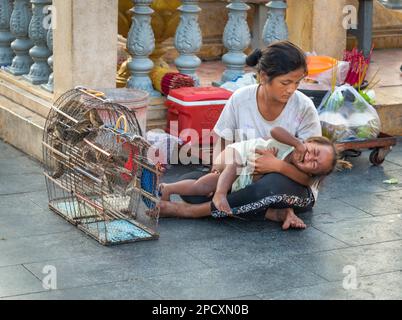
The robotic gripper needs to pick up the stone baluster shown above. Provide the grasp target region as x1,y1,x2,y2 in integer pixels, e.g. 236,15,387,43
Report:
6,0,33,75
216,0,250,86
41,21,52,91
0,0,15,66
24,0,51,84
262,0,288,46
126,0,160,97
174,0,202,86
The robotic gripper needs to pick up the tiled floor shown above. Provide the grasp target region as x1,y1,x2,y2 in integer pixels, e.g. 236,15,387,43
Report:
0,137,402,300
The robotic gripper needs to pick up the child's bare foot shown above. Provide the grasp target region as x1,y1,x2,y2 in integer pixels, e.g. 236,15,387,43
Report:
212,193,232,215
158,183,171,201
265,208,306,230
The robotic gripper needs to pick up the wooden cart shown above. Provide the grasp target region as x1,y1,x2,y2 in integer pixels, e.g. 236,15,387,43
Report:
335,132,397,166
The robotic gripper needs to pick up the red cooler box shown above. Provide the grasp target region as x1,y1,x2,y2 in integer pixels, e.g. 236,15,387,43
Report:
166,87,232,146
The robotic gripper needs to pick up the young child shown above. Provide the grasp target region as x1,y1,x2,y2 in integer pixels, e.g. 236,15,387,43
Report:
159,127,343,216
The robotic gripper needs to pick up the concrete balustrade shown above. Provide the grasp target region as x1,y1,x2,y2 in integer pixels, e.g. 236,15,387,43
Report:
6,0,33,76
174,0,203,86
24,0,52,85
0,0,15,67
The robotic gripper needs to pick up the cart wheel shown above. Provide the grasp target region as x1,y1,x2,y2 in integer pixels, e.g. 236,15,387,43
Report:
369,149,385,166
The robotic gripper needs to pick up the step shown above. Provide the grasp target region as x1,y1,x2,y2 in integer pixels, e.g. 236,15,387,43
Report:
148,98,167,121
147,119,167,131
347,26,402,49
0,71,53,118
374,86,402,136
0,95,46,162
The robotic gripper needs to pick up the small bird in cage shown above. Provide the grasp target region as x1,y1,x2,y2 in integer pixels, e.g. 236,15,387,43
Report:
48,106,105,179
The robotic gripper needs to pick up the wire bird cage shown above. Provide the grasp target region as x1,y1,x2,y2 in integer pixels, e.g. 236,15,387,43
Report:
42,87,163,245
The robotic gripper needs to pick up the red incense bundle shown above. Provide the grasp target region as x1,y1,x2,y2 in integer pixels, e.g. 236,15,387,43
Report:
161,72,195,96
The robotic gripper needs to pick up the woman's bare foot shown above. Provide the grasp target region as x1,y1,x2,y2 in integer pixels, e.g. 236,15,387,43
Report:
158,200,191,218
212,193,232,215
158,183,171,201
265,208,306,230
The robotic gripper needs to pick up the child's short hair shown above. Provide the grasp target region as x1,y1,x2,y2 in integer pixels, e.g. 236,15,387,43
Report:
305,136,352,176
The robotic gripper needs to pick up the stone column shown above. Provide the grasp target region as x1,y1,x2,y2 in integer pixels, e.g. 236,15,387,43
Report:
53,0,118,99
24,0,51,85
126,0,160,97
286,0,347,58
174,0,202,86
0,0,15,66
41,23,52,92
356,0,373,57
217,0,250,85
6,0,33,75
263,0,288,45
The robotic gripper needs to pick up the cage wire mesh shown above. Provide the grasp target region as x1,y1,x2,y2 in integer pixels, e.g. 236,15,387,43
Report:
42,87,162,245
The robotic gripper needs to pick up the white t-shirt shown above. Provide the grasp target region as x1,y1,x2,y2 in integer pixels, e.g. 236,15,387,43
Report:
213,84,322,200
228,138,294,193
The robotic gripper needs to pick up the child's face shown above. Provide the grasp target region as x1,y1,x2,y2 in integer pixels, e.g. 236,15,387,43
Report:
294,142,334,176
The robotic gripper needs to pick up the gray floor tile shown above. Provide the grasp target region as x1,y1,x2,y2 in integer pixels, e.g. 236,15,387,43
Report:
317,154,402,200
308,198,373,224
227,295,262,300
0,230,109,267
221,212,288,233
0,193,44,213
291,240,402,282
313,214,402,246
2,279,161,300
259,270,402,300
144,260,326,299
340,189,402,216
0,141,25,159
385,151,402,167
24,191,53,211
0,265,44,298
0,157,43,176
23,246,207,290
258,226,348,252
0,209,74,240
379,169,402,191
182,227,347,269
0,173,46,195
158,217,242,243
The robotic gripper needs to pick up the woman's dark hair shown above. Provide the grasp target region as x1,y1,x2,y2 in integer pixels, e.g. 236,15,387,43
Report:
246,40,307,82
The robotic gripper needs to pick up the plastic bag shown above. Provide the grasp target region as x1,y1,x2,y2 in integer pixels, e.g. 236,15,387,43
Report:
146,130,183,165
220,72,257,92
317,84,381,142
299,61,350,91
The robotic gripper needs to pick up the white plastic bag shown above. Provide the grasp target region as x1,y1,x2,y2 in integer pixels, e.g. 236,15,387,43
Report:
220,72,257,92
145,130,183,165
317,84,381,142
299,61,350,91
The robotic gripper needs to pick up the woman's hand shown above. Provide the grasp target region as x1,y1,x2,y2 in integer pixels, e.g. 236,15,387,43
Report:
294,142,307,163
249,149,283,175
